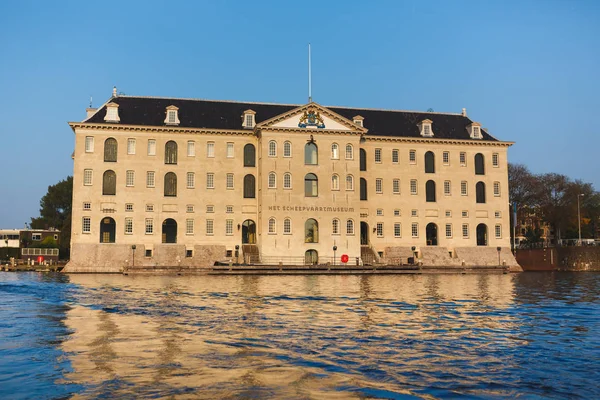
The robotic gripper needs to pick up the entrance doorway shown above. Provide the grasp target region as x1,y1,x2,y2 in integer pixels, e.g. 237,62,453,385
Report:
242,220,256,244
476,224,488,246
426,223,438,246
360,222,369,245
305,249,318,265
162,219,177,243
100,217,116,243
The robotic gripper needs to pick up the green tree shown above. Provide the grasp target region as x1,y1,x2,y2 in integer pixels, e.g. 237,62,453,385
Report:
30,176,72,257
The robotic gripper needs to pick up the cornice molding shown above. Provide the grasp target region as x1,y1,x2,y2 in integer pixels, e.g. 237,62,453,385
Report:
363,136,513,147
68,122,254,137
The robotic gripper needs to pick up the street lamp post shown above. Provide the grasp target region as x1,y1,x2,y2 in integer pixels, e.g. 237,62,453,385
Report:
333,245,337,266
131,245,136,267
577,194,584,246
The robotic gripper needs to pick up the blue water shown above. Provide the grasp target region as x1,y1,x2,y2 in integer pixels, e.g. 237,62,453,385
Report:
0,272,598,399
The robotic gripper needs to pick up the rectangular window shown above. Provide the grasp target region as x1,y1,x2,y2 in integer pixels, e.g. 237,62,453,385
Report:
392,149,399,163
495,224,502,238
411,209,418,217
492,153,499,167
207,173,214,189
206,219,214,235
186,219,194,235
444,180,451,196
462,224,469,238
145,219,154,234
127,138,136,155
226,173,234,189
393,179,400,194
145,249,152,257
226,219,233,236
147,139,156,156
226,142,234,158
375,148,382,163
146,204,154,212
206,205,214,213
125,203,133,212
82,217,91,233
376,209,384,216
284,219,291,234
226,205,233,213
410,179,417,195
376,222,384,238
125,218,133,234
375,178,383,194
394,209,401,217
445,210,452,217
394,223,401,237
409,150,416,164
494,182,501,196
495,211,501,218
126,170,134,187
461,181,468,196
147,171,155,188
442,151,449,165
83,169,93,186
446,224,452,238
83,202,91,210
85,136,94,153
462,211,469,218
187,172,195,189
207,142,215,158
411,223,418,238
460,152,466,166
245,114,253,128
186,205,194,213
187,141,195,157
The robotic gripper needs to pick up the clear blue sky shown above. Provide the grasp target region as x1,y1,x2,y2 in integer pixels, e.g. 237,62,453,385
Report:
0,0,598,228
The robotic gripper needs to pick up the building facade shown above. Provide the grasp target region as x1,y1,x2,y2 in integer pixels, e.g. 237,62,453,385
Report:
66,90,517,272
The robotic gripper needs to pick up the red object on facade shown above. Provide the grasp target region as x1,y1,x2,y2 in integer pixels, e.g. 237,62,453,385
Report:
341,254,349,263
37,256,44,263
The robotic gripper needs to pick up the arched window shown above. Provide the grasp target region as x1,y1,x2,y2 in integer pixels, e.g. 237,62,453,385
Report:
331,143,339,159
283,141,292,157
346,175,354,190
268,218,276,234
100,217,116,243
244,174,256,198
305,249,318,265
283,218,291,234
360,178,367,200
102,170,116,195
305,142,318,165
347,219,355,235
304,173,318,197
283,173,292,189
242,220,256,244
359,148,366,171
268,140,277,157
305,219,319,243
476,181,486,203
426,180,436,202
165,141,178,165
425,151,435,173
332,218,340,235
475,153,485,175
162,218,177,243
104,138,117,162
268,172,276,189
244,144,256,167
164,172,177,197
331,174,339,190
346,144,354,160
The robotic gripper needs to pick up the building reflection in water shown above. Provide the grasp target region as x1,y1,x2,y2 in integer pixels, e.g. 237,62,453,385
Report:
61,274,517,398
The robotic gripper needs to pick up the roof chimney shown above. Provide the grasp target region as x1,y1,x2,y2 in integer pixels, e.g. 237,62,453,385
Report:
461,108,467,117
86,107,97,119
112,86,117,97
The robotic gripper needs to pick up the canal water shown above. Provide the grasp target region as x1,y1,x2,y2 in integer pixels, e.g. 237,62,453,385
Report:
0,272,598,399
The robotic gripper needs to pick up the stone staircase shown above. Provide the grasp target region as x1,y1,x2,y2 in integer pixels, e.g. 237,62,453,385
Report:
361,245,380,265
420,247,462,267
383,246,414,265
242,245,260,264
454,247,519,268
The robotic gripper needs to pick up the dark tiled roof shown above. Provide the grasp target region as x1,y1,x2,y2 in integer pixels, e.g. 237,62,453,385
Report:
85,96,498,142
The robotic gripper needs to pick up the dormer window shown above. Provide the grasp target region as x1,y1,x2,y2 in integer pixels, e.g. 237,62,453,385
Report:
104,102,120,123
353,115,364,127
418,119,433,137
242,109,256,129
164,105,180,126
468,123,483,139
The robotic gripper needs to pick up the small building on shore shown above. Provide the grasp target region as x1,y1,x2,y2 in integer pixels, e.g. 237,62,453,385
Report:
0,228,61,264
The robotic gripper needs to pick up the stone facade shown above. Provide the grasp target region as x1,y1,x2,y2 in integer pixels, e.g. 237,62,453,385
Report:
65,93,516,272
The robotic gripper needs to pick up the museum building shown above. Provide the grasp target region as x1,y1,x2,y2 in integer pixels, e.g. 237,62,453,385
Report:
65,88,517,272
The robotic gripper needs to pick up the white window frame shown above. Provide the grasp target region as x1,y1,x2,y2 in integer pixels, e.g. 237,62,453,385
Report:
126,170,134,187
331,174,339,191
346,175,354,191
125,203,133,212
146,204,154,212
331,143,339,159
268,218,276,234
207,142,215,158
147,171,155,188
495,224,502,238
226,219,234,236
392,149,399,164
444,180,451,196
393,179,400,194
346,219,355,235
188,141,196,157
226,173,234,190
268,140,277,157
83,169,93,186
186,219,194,235
492,153,499,167
283,218,292,234
187,172,195,189
461,181,468,196
206,220,214,235
283,173,292,189
375,178,383,194
206,173,214,189
394,223,401,238
145,218,154,234
125,218,133,234
85,136,94,153
410,179,418,195
375,148,382,163
443,151,450,165
82,217,91,233
462,224,469,238
283,141,292,158
376,222,384,238
186,205,194,213
494,182,501,197
127,138,136,155
226,142,234,158
345,144,354,160
446,224,452,238
460,152,466,166
411,223,419,238
83,202,91,210
268,172,276,189
409,150,416,164
332,218,340,235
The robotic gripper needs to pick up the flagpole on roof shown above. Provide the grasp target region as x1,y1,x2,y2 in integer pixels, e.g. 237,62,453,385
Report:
308,43,312,103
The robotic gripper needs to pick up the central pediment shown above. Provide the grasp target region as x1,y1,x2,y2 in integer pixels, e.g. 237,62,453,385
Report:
257,102,367,133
